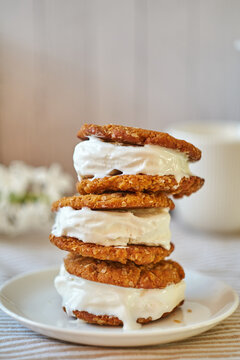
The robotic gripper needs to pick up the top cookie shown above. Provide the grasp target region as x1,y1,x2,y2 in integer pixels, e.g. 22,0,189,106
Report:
77,123,201,162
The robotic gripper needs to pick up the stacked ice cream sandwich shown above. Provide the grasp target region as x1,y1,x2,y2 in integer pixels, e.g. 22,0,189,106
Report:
50,124,204,330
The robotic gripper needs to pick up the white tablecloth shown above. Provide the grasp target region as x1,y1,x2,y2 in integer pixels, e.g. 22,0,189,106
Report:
0,217,240,360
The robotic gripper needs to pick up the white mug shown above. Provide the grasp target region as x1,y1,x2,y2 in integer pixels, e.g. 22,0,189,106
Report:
167,122,240,233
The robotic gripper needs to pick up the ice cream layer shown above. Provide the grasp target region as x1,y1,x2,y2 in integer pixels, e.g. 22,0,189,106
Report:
52,206,171,249
73,136,191,182
55,264,186,330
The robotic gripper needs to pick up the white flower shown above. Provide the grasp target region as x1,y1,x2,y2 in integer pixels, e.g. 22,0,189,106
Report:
0,161,73,235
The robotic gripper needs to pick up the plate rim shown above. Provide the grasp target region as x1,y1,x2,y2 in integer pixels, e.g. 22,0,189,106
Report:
0,266,239,338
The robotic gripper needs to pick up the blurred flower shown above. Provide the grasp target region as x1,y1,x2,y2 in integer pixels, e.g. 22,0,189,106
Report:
0,161,73,235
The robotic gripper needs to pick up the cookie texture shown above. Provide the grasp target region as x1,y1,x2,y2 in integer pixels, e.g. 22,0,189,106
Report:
50,235,174,265
64,253,185,289
76,174,204,198
77,123,201,161
52,192,175,211
63,301,184,326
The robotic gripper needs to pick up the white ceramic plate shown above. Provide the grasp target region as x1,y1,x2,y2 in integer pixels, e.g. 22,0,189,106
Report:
0,267,238,347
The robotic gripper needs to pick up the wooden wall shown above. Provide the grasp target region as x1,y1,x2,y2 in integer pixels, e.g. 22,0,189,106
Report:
0,0,240,174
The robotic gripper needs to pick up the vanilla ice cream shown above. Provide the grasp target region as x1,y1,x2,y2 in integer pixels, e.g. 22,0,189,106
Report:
52,206,171,249
55,264,186,330
73,136,192,182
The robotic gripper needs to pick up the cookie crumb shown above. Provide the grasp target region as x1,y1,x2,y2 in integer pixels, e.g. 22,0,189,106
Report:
187,309,192,313
174,319,181,323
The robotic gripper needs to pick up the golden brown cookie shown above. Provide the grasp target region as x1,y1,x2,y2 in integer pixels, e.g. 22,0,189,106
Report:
76,174,204,198
50,234,174,265
63,301,184,326
51,192,175,211
77,123,201,161
64,253,185,289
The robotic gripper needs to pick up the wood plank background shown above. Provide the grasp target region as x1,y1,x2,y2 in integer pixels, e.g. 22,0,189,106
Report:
0,0,240,174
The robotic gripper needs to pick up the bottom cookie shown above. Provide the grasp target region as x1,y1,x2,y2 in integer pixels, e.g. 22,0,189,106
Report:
64,301,184,327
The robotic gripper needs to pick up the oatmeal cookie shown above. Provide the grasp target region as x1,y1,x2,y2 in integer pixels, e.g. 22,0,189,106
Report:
77,123,201,161
50,234,174,265
52,192,175,211
64,253,185,289
76,174,204,198
63,301,184,326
